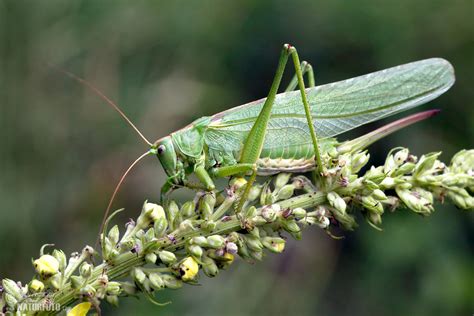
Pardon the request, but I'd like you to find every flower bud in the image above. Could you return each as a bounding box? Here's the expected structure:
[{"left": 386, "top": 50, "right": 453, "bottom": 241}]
[
  {"left": 49, "top": 273, "right": 61, "bottom": 290},
  {"left": 395, "top": 187, "right": 433, "bottom": 214},
  {"left": 248, "top": 184, "right": 263, "bottom": 202},
  {"left": 79, "top": 262, "right": 93, "bottom": 278},
  {"left": 372, "top": 189, "right": 387, "bottom": 201},
  {"left": 331, "top": 207, "right": 357, "bottom": 230},
  {"left": 180, "top": 201, "right": 195, "bottom": 218},
  {"left": 148, "top": 273, "right": 165, "bottom": 290},
  {"left": 380, "top": 177, "right": 397, "bottom": 189},
  {"left": 34, "top": 255, "right": 60, "bottom": 278},
  {"left": 292, "top": 207, "right": 307, "bottom": 220},
  {"left": 107, "top": 225, "right": 120, "bottom": 246},
  {"left": 52, "top": 249, "right": 67, "bottom": 272},
  {"left": 384, "top": 155, "right": 398, "bottom": 174},
  {"left": 162, "top": 275, "right": 183, "bottom": 289},
  {"left": 191, "top": 236, "right": 208, "bottom": 247},
  {"left": 260, "top": 181, "right": 273, "bottom": 205},
  {"left": 245, "top": 205, "right": 258, "bottom": 218},
  {"left": 206, "top": 235, "right": 225, "bottom": 249},
  {"left": 202, "top": 256, "right": 219, "bottom": 278},
  {"left": 131, "top": 268, "right": 146, "bottom": 285},
  {"left": 414, "top": 152, "right": 441, "bottom": 176},
  {"left": 226, "top": 242, "right": 238, "bottom": 254},
  {"left": 166, "top": 199, "right": 180, "bottom": 224},
  {"left": 29, "top": 279, "right": 45, "bottom": 292},
  {"left": 2, "top": 279, "right": 22, "bottom": 301},
  {"left": 201, "top": 220, "right": 217, "bottom": 232},
  {"left": 281, "top": 220, "right": 301, "bottom": 234},
  {"left": 158, "top": 251, "right": 177, "bottom": 264},
  {"left": 70, "top": 275, "right": 83, "bottom": 289},
  {"left": 327, "top": 192, "right": 346, "bottom": 213},
  {"left": 364, "top": 166, "right": 386, "bottom": 183},
  {"left": 145, "top": 253, "right": 158, "bottom": 264},
  {"left": 188, "top": 244, "right": 203, "bottom": 258},
  {"left": 274, "top": 173, "right": 291, "bottom": 190},
  {"left": 276, "top": 184, "right": 295, "bottom": 200},
  {"left": 448, "top": 189, "right": 474, "bottom": 209},
  {"left": 103, "top": 281, "right": 121, "bottom": 296},
  {"left": 144, "top": 228, "right": 156, "bottom": 243},
  {"left": 393, "top": 162, "right": 416, "bottom": 176},
  {"left": 368, "top": 212, "right": 382, "bottom": 227},
  {"left": 119, "top": 240, "right": 134, "bottom": 252},
  {"left": 236, "top": 241, "right": 251, "bottom": 260},
  {"left": 362, "top": 179, "right": 379, "bottom": 191},
  {"left": 261, "top": 205, "right": 278, "bottom": 222},
  {"left": 351, "top": 151, "right": 370, "bottom": 173},
  {"left": 261, "top": 237, "right": 286, "bottom": 253},
  {"left": 199, "top": 192, "right": 216, "bottom": 220},
  {"left": 4, "top": 292, "right": 18, "bottom": 309},
  {"left": 243, "top": 235, "right": 263, "bottom": 252},
  {"left": 361, "top": 196, "right": 384, "bottom": 214},
  {"left": 179, "top": 257, "right": 199, "bottom": 282}
]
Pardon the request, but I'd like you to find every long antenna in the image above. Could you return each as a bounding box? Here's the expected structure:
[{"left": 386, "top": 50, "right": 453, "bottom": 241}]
[
  {"left": 50, "top": 64, "right": 153, "bottom": 147},
  {"left": 96, "top": 150, "right": 152, "bottom": 248}
]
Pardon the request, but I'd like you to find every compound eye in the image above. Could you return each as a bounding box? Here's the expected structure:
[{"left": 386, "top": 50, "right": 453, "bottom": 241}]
[{"left": 157, "top": 145, "right": 166, "bottom": 155}]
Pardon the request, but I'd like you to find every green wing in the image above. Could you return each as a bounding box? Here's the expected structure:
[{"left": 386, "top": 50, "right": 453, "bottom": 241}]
[{"left": 204, "top": 58, "right": 455, "bottom": 158}]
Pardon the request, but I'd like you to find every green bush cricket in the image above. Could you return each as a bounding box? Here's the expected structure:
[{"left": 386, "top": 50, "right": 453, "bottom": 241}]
[{"left": 57, "top": 44, "right": 455, "bottom": 237}]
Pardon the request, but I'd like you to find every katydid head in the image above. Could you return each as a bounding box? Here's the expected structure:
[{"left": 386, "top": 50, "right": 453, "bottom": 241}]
[{"left": 153, "top": 136, "right": 183, "bottom": 185}]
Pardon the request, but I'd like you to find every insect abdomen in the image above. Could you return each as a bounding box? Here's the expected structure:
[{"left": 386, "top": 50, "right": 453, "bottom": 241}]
[{"left": 256, "top": 156, "right": 316, "bottom": 176}]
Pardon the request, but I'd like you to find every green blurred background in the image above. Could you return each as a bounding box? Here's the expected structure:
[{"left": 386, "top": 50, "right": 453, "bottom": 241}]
[{"left": 0, "top": 1, "right": 472, "bottom": 315}]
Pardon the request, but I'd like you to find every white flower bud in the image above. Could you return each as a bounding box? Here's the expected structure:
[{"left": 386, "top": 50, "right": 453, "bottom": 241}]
[
  {"left": 276, "top": 184, "right": 295, "bottom": 200},
  {"left": 351, "top": 151, "right": 370, "bottom": 173},
  {"left": 188, "top": 244, "right": 203, "bottom": 258},
  {"left": 274, "top": 173, "right": 292, "bottom": 190},
  {"left": 292, "top": 207, "right": 307, "bottom": 220},
  {"left": 145, "top": 253, "right": 158, "bottom": 264},
  {"left": 2, "top": 279, "right": 22, "bottom": 301},
  {"left": 191, "top": 236, "right": 208, "bottom": 247},
  {"left": 148, "top": 273, "right": 165, "bottom": 290},
  {"left": 206, "top": 235, "right": 226, "bottom": 249},
  {"left": 372, "top": 189, "right": 388, "bottom": 201},
  {"left": 79, "top": 262, "right": 92, "bottom": 278},
  {"left": 52, "top": 249, "right": 67, "bottom": 272},
  {"left": 131, "top": 268, "right": 146, "bottom": 285},
  {"left": 158, "top": 251, "right": 177, "bottom": 264},
  {"left": 107, "top": 225, "right": 120, "bottom": 246},
  {"left": 362, "top": 196, "right": 384, "bottom": 214},
  {"left": 248, "top": 184, "right": 263, "bottom": 202},
  {"left": 327, "top": 192, "right": 346, "bottom": 213}
]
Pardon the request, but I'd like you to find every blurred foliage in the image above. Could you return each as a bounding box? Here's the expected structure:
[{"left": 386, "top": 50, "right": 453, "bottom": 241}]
[{"left": 0, "top": 0, "right": 472, "bottom": 315}]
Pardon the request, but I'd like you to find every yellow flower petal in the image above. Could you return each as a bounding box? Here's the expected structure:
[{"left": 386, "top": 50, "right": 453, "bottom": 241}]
[
  {"left": 67, "top": 302, "right": 92, "bottom": 316},
  {"left": 180, "top": 257, "right": 199, "bottom": 281}
]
